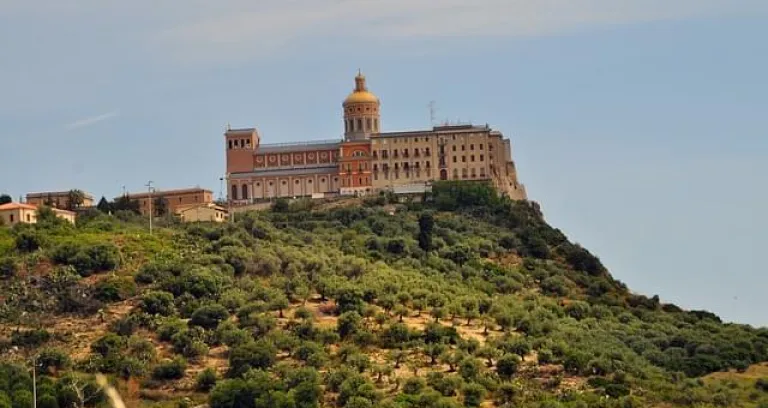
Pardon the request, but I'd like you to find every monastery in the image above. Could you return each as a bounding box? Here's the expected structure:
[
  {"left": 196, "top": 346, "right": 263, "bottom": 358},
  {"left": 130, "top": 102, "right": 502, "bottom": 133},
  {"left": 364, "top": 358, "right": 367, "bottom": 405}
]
[{"left": 225, "top": 72, "right": 526, "bottom": 203}]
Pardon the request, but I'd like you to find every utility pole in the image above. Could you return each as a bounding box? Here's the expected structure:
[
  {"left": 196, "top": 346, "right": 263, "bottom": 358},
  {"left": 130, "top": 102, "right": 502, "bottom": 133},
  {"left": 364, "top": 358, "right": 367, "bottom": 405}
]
[
  {"left": 32, "top": 355, "right": 37, "bottom": 408},
  {"left": 225, "top": 174, "right": 234, "bottom": 223},
  {"left": 145, "top": 181, "right": 153, "bottom": 235}
]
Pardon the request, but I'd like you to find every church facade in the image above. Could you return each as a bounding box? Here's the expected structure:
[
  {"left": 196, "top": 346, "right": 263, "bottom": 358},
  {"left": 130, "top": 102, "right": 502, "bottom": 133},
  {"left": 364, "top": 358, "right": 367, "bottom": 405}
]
[{"left": 224, "top": 72, "right": 526, "bottom": 204}]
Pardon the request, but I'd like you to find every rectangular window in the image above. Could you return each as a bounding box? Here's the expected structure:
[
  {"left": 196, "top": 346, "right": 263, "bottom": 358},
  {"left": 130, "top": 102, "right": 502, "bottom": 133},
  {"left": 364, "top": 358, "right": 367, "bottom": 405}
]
[
  {"left": 462, "top": 145, "right": 465, "bottom": 151},
  {"left": 480, "top": 155, "right": 484, "bottom": 161},
  {"left": 452, "top": 146, "right": 456, "bottom": 152},
  {"left": 479, "top": 144, "right": 484, "bottom": 150},
  {"left": 26, "top": 214, "right": 31, "bottom": 222},
  {"left": 462, "top": 156, "right": 466, "bottom": 163},
  {"left": 9, "top": 214, "right": 14, "bottom": 223},
  {"left": 453, "top": 156, "right": 457, "bottom": 163},
  {"left": 228, "top": 140, "right": 233, "bottom": 149},
  {"left": 471, "top": 155, "right": 475, "bottom": 162},
  {"left": 470, "top": 144, "right": 474, "bottom": 150}
]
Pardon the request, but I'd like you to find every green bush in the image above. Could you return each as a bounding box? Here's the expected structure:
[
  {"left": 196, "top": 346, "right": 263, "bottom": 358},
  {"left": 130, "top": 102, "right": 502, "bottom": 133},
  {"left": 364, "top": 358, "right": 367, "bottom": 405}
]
[
  {"left": 11, "top": 329, "right": 51, "bottom": 348},
  {"left": 51, "top": 242, "right": 119, "bottom": 277},
  {"left": 196, "top": 368, "right": 218, "bottom": 392},
  {"left": 36, "top": 348, "right": 72, "bottom": 374},
  {"left": 14, "top": 230, "right": 44, "bottom": 252},
  {"left": 0, "top": 257, "right": 16, "bottom": 278},
  {"left": 94, "top": 276, "right": 137, "bottom": 302},
  {"left": 152, "top": 358, "right": 187, "bottom": 380},
  {"left": 139, "top": 291, "right": 176, "bottom": 316},
  {"left": 189, "top": 304, "right": 229, "bottom": 329}
]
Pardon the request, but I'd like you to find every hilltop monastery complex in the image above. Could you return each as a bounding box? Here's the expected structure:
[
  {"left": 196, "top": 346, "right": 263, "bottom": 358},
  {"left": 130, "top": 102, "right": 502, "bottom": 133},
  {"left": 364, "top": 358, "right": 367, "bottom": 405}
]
[{"left": 225, "top": 72, "right": 527, "bottom": 204}]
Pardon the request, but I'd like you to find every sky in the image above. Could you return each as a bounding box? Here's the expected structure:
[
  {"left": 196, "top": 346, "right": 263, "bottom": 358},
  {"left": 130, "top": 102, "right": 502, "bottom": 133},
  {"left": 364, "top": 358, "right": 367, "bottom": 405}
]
[{"left": 1, "top": 1, "right": 766, "bottom": 326}]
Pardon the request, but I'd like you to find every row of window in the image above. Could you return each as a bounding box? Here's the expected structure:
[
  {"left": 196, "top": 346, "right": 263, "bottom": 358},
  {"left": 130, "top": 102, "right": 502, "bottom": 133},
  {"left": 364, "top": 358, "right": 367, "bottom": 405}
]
[
  {"left": 373, "top": 161, "right": 431, "bottom": 172},
  {"left": 345, "top": 117, "right": 379, "bottom": 133},
  {"left": 341, "top": 177, "right": 370, "bottom": 187},
  {"left": 227, "top": 138, "right": 252, "bottom": 150},
  {"left": 452, "top": 143, "right": 488, "bottom": 152},
  {"left": 4, "top": 214, "right": 33, "bottom": 223},
  {"left": 374, "top": 148, "right": 431, "bottom": 159},
  {"left": 452, "top": 154, "right": 486, "bottom": 163},
  {"left": 341, "top": 163, "right": 371, "bottom": 173},
  {"left": 231, "top": 177, "right": 340, "bottom": 200},
  {"left": 373, "top": 168, "right": 432, "bottom": 181}
]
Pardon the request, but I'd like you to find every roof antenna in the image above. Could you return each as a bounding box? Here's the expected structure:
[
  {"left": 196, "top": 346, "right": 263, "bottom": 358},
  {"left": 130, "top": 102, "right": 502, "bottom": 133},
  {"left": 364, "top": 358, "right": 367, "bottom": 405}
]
[{"left": 428, "top": 101, "right": 436, "bottom": 126}]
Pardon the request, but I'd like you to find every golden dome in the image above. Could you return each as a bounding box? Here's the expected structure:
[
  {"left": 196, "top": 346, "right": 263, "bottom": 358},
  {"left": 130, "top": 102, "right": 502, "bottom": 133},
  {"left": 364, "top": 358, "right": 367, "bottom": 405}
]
[
  {"left": 343, "top": 71, "right": 379, "bottom": 106},
  {"left": 344, "top": 90, "right": 379, "bottom": 105}
]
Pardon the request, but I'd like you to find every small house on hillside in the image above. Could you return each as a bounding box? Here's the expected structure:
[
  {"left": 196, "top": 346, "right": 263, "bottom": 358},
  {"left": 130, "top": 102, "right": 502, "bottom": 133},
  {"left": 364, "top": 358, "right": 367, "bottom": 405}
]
[
  {"left": 176, "top": 203, "right": 228, "bottom": 223},
  {"left": 0, "top": 203, "right": 76, "bottom": 226}
]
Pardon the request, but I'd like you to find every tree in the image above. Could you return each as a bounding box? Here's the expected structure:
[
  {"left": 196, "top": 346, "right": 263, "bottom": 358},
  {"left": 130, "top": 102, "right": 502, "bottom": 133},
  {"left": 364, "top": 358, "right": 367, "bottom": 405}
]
[
  {"left": 96, "top": 197, "right": 111, "bottom": 213},
  {"left": 0, "top": 194, "right": 11, "bottom": 205},
  {"left": 496, "top": 354, "right": 520, "bottom": 379},
  {"left": 154, "top": 196, "right": 169, "bottom": 217},
  {"left": 66, "top": 189, "right": 86, "bottom": 210},
  {"left": 418, "top": 212, "right": 434, "bottom": 252}
]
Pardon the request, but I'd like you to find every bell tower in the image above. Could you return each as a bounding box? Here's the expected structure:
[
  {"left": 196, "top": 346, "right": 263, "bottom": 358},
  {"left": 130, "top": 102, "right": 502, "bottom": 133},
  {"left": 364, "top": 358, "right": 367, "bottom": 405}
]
[{"left": 342, "top": 70, "right": 380, "bottom": 141}]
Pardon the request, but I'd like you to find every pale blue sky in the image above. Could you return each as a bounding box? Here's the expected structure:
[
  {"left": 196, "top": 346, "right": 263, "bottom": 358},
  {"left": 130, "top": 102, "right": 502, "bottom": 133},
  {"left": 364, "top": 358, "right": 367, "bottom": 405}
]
[{"left": 1, "top": 1, "right": 766, "bottom": 325}]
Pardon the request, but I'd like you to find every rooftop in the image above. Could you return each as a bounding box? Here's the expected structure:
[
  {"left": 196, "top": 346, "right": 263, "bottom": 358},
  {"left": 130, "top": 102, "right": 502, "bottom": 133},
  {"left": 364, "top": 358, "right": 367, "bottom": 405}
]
[
  {"left": 0, "top": 202, "right": 38, "bottom": 211},
  {"left": 124, "top": 187, "right": 212, "bottom": 199},
  {"left": 257, "top": 139, "right": 342, "bottom": 154},
  {"left": 26, "top": 191, "right": 94, "bottom": 199}
]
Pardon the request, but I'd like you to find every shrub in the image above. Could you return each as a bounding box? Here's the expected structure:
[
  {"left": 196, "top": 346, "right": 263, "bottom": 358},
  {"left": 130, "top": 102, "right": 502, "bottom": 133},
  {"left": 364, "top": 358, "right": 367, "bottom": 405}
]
[
  {"left": 189, "top": 304, "right": 229, "bottom": 329},
  {"left": 14, "top": 230, "right": 44, "bottom": 252},
  {"left": 228, "top": 340, "right": 277, "bottom": 378},
  {"left": 496, "top": 355, "right": 520, "bottom": 379},
  {"left": 36, "top": 348, "right": 72, "bottom": 374},
  {"left": 756, "top": 378, "right": 768, "bottom": 392},
  {"left": 139, "top": 291, "right": 176, "bottom": 316},
  {"left": 462, "top": 383, "right": 486, "bottom": 407},
  {"left": 94, "top": 276, "right": 137, "bottom": 302},
  {"left": 152, "top": 358, "right": 187, "bottom": 380},
  {"left": 403, "top": 377, "right": 426, "bottom": 395},
  {"left": 0, "top": 257, "right": 16, "bottom": 278},
  {"left": 196, "top": 368, "right": 218, "bottom": 392},
  {"left": 11, "top": 329, "right": 51, "bottom": 348},
  {"left": 51, "top": 242, "right": 119, "bottom": 277}
]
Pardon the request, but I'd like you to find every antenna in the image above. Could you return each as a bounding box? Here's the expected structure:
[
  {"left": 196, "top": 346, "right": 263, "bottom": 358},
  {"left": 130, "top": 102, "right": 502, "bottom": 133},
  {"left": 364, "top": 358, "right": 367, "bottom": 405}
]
[{"left": 428, "top": 101, "right": 436, "bottom": 126}]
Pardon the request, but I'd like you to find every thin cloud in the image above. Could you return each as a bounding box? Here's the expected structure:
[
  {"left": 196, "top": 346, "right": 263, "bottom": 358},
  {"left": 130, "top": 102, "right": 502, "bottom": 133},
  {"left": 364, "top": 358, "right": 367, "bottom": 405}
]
[
  {"left": 153, "top": 0, "right": 768, "bottom": 63},
  {"left": 65, "top": 110, "right": 120, "bottom": 130}
]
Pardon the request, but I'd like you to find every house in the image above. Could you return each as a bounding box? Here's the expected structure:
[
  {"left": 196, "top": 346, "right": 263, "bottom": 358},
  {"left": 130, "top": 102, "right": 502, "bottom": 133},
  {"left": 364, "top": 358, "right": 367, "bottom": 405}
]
[
  {"left": 0, "top": 203, "right": 76, "bottom": 226},
  {"left": 120, "top": 187, "right": 214, "bottom": 217},
  {"left": 26, "top": 190, "right": 95, "bottom": 209},
  {"left": 175, "top": 203, "right": 228, "bottom": 223}
]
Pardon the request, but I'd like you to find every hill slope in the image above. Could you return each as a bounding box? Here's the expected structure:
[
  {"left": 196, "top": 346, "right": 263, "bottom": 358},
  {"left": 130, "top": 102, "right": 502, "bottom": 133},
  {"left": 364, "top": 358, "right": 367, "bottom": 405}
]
[{"left": 1, "top": 182, "right": 767, "bottom": 408}]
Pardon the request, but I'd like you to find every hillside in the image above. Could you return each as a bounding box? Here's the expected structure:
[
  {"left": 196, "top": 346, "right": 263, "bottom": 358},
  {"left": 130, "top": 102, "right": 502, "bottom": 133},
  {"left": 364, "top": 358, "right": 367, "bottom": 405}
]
[{"left": 1, "top": 181, "right": 768, "bottom": 408}]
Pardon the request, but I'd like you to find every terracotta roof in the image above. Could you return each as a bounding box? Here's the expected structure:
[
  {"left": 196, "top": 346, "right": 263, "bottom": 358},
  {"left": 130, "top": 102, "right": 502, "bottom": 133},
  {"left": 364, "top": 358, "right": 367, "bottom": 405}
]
[{"left": 0, "top": 203, "right": 38, "bottom": 211}]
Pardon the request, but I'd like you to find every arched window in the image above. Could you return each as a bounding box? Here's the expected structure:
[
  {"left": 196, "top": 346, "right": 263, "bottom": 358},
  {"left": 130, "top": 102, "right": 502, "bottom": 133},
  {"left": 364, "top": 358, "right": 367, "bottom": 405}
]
[
  {"left": 374, "top": 119, "right": 379, "bottom": 132},
  {"left": 366, "top": 118, "right": 372, "bottom": 131},
  {"left": 344, "top": 120, "right": 349, "bottom": 133},
  {"left": 231, "top": 185, "right": 238, "bottom": 200},
  {"left": 356, "top": 119, "right": 362, "bottom": 131},
  {"left": 241, "top": 184, "right": 248, "bottom": 199}
]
